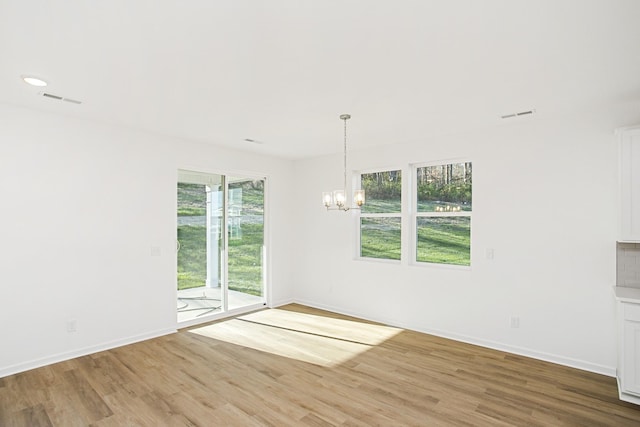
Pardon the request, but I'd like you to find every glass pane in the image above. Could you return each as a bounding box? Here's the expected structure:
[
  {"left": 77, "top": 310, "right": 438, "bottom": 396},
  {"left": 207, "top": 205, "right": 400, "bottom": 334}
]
[
  {"left": 177, "top": 177, "right": 224, "bottom": 323},
  {"left": 416, "top": 162, "right": 472, "bottom": 212},
  {"left": 177, "top": 183, "right": 208, "bottom": 290},
  {"left": 228, "top": 178, "right": 264, "bottom": 308},
  {"left": 361, "top": 170, "right": 402, "bottom": 213},
  {"left": 416, "top": 217, "right": 470, "bottom": 266},
  {"left": 360, "top": 217, "right": 401, "bottom": 260}
]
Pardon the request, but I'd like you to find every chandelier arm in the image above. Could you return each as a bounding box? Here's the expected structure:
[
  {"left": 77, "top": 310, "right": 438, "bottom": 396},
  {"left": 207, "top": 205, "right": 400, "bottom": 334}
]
[{"left": 325, "top": 206, "right": 360, "bottom": 212}]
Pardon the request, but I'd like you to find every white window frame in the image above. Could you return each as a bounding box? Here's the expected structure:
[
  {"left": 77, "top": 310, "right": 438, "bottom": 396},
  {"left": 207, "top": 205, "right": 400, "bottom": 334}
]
[
  {"left": 410, "top": 159, "right": 472, "bottom": 268},
  {"left": 355, "top": 167, "right": 405, "bottom": 263}
]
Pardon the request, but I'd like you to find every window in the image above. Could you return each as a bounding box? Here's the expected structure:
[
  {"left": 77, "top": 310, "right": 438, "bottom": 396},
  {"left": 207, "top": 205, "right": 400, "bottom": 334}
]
[
  {"left": 414, "top": 162, "right": 472, "bottom": 266},
  {"left": 359, "top": 170, "right": 402, "bottom": 260},
  {"left": 356, "top": 162, "right": 472, "bottom": 266}
]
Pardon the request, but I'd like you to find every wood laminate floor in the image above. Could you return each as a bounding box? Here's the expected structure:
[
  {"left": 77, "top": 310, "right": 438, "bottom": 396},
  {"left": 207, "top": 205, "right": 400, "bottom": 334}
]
[{"left": 1, "top": 304, "right": 640, "bottom": 426}]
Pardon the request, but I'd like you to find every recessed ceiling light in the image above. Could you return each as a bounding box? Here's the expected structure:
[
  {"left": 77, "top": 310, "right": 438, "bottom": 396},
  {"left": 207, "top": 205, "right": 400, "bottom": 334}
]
[{"left": 21, "top": 75, "right": 48, "bottom": 87}]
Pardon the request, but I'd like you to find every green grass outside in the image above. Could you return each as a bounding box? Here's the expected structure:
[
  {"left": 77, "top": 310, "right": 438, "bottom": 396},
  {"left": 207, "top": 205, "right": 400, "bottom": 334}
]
[
  {"left": 177, "top": 183, "right": 208, "bottom": 216},
  {"left": 416, "top": 217, "right": 470, "bottom": 265},
  {"left": 177, "top": 223, "right": 264, "bottom": 295},
  {"left": 177, "top": 181, "right": 264, "bottom": 295},
  {"left": 177, "top": 206, "right": 206, "bottom": 216},
  {"left": 361, "top": 199, "right": 402, "bottom": 214},
  {"left": 228, "top": 222, "right": 263, "bottom": 295},
  {"left": 360, "top": 218, "right": 401, "bottom": 260},
  {"left": 228, "top": 181, "right": 264, "bottom": 296},
  {"left": 177, "top": 225, "right": 209, "bottom": 290},
  {"left": 360, "top": 216, "right": 470, "bottom": 265}
]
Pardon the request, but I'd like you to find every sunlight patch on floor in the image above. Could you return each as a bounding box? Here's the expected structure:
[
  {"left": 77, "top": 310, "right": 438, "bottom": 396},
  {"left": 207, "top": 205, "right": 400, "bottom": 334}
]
[
  {"left": 189, "top": 308, "right": 402, "bottom": 367},
  {"left": 237, "top": 309, "right": 400, "bottom": 345}
]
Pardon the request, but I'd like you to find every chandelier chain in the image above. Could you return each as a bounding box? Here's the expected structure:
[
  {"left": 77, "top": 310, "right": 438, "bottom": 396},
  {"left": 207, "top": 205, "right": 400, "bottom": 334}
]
[{"left": 343, "top": 116, "right": 347, "bottom": 193}]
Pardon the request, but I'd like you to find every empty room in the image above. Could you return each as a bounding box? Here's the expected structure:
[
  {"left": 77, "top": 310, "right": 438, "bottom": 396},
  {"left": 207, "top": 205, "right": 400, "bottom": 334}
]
[{"left": 2, "top": 0, "right": 640, "bottom": 425}]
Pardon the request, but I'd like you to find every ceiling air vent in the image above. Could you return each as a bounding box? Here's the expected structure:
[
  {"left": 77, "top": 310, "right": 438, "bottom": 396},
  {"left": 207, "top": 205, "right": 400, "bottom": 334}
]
[
  {"left": 39, "top": 92, "right": 82, "bottom": 105},
  {"left": 501, "top": 109, "right": 535, "bottom": 119}
]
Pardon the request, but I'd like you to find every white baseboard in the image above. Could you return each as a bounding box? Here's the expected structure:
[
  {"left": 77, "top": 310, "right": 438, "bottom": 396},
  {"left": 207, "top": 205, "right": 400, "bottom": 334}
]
[
  {"left": 270, "top": 297, "right": 296, "bottom": 308},
  {"left": 291, "top": 298, "right": 616, "bottom": 378},
  {"left": 0, "top": 327, "right": 176, "bottom": 379},
  {"left": 416, "top": 327, "right": 616, "bottom": 377}
]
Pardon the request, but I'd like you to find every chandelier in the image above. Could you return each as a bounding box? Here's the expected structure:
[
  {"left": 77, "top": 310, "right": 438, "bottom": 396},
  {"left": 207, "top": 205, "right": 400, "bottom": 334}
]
[{"left": 322, "top": 114, "right": 365, "bottom": 211}]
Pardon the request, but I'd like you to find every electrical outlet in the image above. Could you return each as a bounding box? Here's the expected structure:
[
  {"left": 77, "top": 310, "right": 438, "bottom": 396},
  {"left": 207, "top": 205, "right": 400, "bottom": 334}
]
[
  {"left": 510, "top": 316, "right": 520, "bottom": 329},
  {"left": 66, "top": 319, "right": 77, "bottom": 333},
  {"left": 486, "top": 248, "right": 494, "bottom": 260}
]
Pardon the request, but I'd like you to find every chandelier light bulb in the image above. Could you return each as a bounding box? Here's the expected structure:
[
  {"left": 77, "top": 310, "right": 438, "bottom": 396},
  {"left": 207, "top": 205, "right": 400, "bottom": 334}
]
[
  {"left": 333, "top": 190, "right": 345, "bottom": 207},
  {"left": 322, "top": 192, "right": 333, "bottom": 208}
]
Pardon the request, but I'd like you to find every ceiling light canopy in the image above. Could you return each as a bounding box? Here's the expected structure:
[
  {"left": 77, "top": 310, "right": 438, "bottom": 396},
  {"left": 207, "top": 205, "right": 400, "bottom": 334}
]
[{"left": 21, "top": 75, "right": 48, "bottom": 87}]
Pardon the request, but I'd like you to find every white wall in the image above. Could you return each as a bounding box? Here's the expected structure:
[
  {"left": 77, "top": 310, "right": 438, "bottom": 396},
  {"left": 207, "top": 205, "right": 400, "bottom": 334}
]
[
  {"left": 0, "top": 103, "right": 296, "bottom": 377},
  {"left": 2, "top": 99, "right": 637, "bottom": 378},
  {"left": 293, "top": 110, "right": 633, "bottom": 375}
]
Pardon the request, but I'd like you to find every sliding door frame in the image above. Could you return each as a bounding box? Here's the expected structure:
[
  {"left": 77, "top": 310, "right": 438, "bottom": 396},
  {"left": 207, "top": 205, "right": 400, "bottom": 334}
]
[{"left": 177, "top": 167, "right": 268, "bottom": 328}]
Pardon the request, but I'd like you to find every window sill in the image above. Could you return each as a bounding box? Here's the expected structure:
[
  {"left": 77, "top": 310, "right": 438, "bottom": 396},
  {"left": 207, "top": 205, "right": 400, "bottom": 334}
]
[
  {"left": 410, "top": 261, "right": 471, "bottom": 271},
  {"left": 355, "top": 256, "right": 402, "bottom": 265}
]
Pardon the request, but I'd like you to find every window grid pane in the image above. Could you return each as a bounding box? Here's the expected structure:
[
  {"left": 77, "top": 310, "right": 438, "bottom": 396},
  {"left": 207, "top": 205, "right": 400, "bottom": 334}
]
[
  {"left": 361, "top": 170, "right": 402, "bottom": 214},
  {"left": 360, "top": 217, "right": 401, "bottom": 260},
  {"left": 416, "top": 162, "right": 472, "bottom": 212},
  {"left": 416, "top": 217, "right": 470, "bottom": 266}
]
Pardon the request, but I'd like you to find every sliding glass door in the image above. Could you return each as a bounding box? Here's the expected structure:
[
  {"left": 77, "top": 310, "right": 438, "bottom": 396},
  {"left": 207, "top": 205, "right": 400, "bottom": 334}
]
[{"left": 177, "top": 171, "right": 265, "bottom": 324}]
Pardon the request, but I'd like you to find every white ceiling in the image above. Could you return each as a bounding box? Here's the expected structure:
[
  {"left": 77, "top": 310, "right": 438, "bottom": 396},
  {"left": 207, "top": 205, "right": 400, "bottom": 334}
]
[{"left": 1, "top": 0, "right": 640, "bottom": 159}]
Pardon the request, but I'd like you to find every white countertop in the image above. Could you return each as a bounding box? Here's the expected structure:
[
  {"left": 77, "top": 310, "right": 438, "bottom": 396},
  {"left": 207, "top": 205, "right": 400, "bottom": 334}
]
[{"left": 614, "top": 286, "right": 640, "bottom": 303}]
